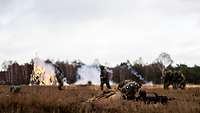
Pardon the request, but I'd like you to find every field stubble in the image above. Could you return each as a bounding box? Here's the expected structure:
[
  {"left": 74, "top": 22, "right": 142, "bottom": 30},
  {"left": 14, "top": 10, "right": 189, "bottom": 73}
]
[{"left": 0, "top": 85, "right": 200, "bottom": 113}]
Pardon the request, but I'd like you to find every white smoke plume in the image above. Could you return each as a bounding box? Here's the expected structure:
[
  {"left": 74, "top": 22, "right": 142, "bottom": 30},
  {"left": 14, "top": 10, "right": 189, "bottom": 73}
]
[
  {"left": 130, "top": 69, "right": 144, "bottom": 82},
  {"left": 143, "top": 81, "right": 154, "bottom": 86},
  {"left": 75, "top": 64, "right": 113, "bottom": 85},
  {"left": 30, "top": 57, "right": 58, "bottom": 85},
  {"left": 75, "top": 64, "right": 101, "bottom": 85}
]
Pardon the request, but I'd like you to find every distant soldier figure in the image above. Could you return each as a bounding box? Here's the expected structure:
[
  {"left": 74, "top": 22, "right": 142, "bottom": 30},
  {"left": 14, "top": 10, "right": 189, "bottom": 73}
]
[
  {"left": 162, "top": 69, "right": 173, "bottom": 89},
  {"left": 54, "top": 64, "right": 67, "bottom": 90},
  {"left": 100, "top": 65, "right": 111, "bottom": 90},
  {"left": 45, "top": 60, "right": 67, "bottom": 90},
  {"left": 162, "top": 69, "right": 186, "bottom": 90},
  {"left": 172, "top": 71, "right": 186, "bottom": 89}
]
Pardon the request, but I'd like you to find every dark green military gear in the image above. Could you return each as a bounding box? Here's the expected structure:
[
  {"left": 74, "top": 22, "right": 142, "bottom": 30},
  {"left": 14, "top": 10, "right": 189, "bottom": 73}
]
[
  {"left": 162, "top": 70, "right": 172, "bottom": 89},
  {"left": 100, "top": 65, "right": 111, "bottom": 90},
  {"left": 176, "top": 71, "right": 186, "bottom": 89},
  {"left": 162, "top": 69, "right": 186, "bottom": 90}
]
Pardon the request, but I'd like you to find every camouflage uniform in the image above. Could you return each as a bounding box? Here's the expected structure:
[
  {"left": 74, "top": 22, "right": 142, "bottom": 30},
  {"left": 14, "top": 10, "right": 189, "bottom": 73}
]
[
  {"left": 174, "top": 71, "right": 186, "bottom": 89},
  {"left": 162, "top": 70, "right": 173, "bottom": 89},
  {"left": 118, "top": 80, "right": 141, "bottom": 100},
  {"left": 100, "top": 65, "right": 111, "bottom": 90},
  {"left": 162, "top": 69, "right": 186, "bottom": 90}
]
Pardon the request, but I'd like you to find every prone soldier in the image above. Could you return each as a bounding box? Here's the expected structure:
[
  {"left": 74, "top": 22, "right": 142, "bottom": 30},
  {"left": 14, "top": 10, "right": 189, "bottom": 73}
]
[{"left": 118, "top": 80, "right": 142, "bottom": 100}]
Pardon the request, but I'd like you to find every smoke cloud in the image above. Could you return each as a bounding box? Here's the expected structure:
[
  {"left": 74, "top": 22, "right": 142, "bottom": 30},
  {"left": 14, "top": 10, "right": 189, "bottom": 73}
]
[
  {"left": 75, "top": 64, "right": 101, "bottom": 85},
  {"left": 130, "top": 69, "right": 144, "bottom": 82},
  {"left": 75, "top": 63, "right": 114, "bottom": 85},
  {"left": 30, "top": 57, "right": 58, "bottom": 85}
]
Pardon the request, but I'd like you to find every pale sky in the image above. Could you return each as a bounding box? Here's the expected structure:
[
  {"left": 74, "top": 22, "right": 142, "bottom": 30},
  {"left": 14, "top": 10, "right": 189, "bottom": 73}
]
[{"left": 0, "top": 0, "right": 200, "bottom": 67}]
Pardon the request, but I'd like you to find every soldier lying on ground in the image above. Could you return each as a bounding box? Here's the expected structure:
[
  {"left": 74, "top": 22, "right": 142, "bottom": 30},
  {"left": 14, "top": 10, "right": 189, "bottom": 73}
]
[
  {"left": 87, "top": 80, "right": 141, "bottom": 102},
  {"left": 118, "top": 80, "right": 142, "bottom": 100},
  {"left": 87, "top": 80, "right": 175, "bottom": 104}
]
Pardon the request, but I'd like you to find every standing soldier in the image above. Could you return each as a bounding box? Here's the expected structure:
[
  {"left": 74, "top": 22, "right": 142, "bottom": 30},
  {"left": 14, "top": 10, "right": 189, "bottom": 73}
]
[
  {"left": 54, "top": 64, "right": 67, "bottom": 90},
  {"left": 45, "top": 60, "right": 67, "bottom": 90},
  {"left": 100, "top": 65, "right": 111, "bottom": 90},
  {"left": 171, "top": 70, "right": 186, "bottom": 89},
  {"left": 172, "top": 71, "right": 179, "bottom": 89},
  {"left": 162, "top": 69, "right": 186, "bottom": 90},
  {"left": 177, "top": 71, "right": 186, "bottom": 89},
  {"left": 162, "top": 69, "right": 173, "bottom": 89}
]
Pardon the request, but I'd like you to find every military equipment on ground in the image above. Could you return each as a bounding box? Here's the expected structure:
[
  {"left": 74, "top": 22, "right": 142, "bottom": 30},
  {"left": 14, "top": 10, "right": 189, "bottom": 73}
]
[
  {"left": 10, "top": 85, "right": 21, "bottom": 93},
  {"left": 136, "top": 90, "right": 175, "bottom": 104},
  {"left": 87, "top": 81, "right": 92, "bottom": 86}
]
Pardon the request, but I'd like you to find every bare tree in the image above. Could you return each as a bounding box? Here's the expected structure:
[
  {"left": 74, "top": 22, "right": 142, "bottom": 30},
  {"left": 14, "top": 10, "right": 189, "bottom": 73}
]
[
  {"left": 155, "top": 52, "right": 173, "bottom": 76},
  {"left": 1, "top": 60, "right": 13, "bottom": 71}
]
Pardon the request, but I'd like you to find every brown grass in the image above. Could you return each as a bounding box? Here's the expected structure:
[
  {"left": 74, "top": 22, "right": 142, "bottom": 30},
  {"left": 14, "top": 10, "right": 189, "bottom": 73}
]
[{"left": 0, "top": 85, "right": 200, "bottom": 113}]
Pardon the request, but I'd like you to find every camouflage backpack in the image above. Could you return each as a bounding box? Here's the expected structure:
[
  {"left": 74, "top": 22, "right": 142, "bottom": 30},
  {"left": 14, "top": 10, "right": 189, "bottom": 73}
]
[{"left": 118, "top": 80, "right": 141, "bottom": 100}]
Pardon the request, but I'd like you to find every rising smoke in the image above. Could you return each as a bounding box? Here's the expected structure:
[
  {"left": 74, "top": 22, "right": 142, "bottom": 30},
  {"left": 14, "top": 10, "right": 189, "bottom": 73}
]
[
  {"left": 75, "top": 64, "right": 101, "bottom": 85},
  {"left": 30, "top": 57, "right": 59, "bottom": 85},
  {"left": 75, "top": 60, "right": 113, "bottom": 85}
]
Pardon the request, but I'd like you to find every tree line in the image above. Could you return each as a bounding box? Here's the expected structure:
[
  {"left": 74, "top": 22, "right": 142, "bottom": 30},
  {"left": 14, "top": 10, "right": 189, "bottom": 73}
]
[{"left": 0, "top": 59, "right": 200, "bottom": 85}]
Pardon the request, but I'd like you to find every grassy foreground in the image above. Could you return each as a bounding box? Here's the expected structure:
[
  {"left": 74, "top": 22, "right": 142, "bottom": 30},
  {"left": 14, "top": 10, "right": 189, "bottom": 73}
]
[{"left": 0, "top": 85, "right": 200, "bottom": 113}]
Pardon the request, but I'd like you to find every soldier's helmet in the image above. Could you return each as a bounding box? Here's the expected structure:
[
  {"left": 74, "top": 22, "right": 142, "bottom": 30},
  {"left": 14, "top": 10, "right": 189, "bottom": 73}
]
[
  {"left": 119, "top": 80, "right": 141, "bottom": 99},
  {"left": 45, "top": 59, "right": 53, "bottom": 64},
  {"left": 100, "top": 65, "right": 105, "bottom": 70}
]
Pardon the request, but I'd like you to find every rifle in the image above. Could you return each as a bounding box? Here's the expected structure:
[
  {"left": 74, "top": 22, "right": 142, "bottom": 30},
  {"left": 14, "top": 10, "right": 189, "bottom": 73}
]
[{"left": 136, "top": 90, "right": 175, "bottom": 104}]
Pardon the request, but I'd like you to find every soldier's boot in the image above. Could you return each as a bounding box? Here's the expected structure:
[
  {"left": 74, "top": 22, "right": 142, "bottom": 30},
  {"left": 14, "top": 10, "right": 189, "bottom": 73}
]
[
  {"left": 106, "top": 82, "right": 111, "bottom": 89},
  {"left": 172, "top": 83, "right": 178, "bottom": 89},
  {"left": 100, "top": 83, "right": 104, "bottom": 90},
  {"left": 179, "top": 82, "right": 186, "bottom": 89},
  {"left": 58, "top": 83, "right": 64, "bottom": 90},
  {"left": 164, "top": 82, "right": 170, "bottom": 89}
]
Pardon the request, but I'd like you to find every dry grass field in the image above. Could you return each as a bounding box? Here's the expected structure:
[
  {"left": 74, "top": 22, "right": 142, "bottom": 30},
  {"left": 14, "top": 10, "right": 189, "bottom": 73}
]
[{"left": 0, "top": 85, "right": 200, "bottom": 113}]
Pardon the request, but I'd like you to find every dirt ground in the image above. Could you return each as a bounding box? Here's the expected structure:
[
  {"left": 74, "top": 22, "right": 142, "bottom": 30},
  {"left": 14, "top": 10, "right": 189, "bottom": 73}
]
[{"left": 0, "top": 85, "right": 200, "bottom": 113}]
